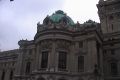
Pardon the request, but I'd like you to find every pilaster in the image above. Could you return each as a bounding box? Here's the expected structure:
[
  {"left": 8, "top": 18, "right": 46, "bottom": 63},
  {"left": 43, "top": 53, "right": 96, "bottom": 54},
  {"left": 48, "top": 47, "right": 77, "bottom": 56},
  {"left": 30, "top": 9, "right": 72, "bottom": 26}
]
[
  {"left": 35, "top": 44, "right": 40, "bottom": 71},
  {"left": 87, "top": 39, "right": 98, "bottom": 72},
  {"left": 14, "top": 49, "right": 24, "bottom": 76},
  {"left": 68, "top": 42, "right": 76, "bottom": 73},
  {"left": 32, "top": 48, "right": 36, "bottom": 71},
  {"left": 4, "top": 69, "right": 10, "bottom": 80},
  {"left": 49, "top": 41, "right": 56, "bottom": 71},
  {"left": 0, "top": 70, "right": 2, "bottom": 80}
]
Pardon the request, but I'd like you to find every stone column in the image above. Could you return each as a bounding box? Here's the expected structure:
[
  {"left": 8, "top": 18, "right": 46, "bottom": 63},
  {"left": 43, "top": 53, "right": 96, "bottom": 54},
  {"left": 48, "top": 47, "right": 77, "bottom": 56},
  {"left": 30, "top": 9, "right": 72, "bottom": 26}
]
[
  {"left": 99, "top": 47, "right": 104, "bottom": 80},
  {"left": 32, "top": 48, "right": 36, "bottom": 71},
  {"left": 0, "top": 70, "right": 2, "bottom": 80},
  {"left": 14, "top": 49, "right": 24, "bottom": 76},
  {"left": 38, "top": 50, "right": 42, "bottom": 70},
  {"left": 55, "top": 41, "right": 59, "bottom": 71},
  {"left": 49, "top": 41, "right": 56, "bottom": 71},
  {"left": 87, "top": 39, "right": 98, "bottom": 72},
  {"left": 68, "top": 42, "right": 76, "bottom": 72},
  {"left": 34, "top": 44, "right": 40, "bottom": 71},
  {"left": 5, "top": 69, "right": 10, "bottom": 80},
  {"left": 92, "top": 40, "right": 98, "bottom": 68}
]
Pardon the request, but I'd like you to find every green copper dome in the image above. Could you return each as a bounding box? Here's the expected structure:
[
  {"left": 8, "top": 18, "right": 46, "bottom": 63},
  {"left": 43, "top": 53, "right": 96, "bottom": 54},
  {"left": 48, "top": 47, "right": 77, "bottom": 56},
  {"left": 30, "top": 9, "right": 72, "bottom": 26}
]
[{"left": 49, "top": 10, "right": 74, "bottom": 26}]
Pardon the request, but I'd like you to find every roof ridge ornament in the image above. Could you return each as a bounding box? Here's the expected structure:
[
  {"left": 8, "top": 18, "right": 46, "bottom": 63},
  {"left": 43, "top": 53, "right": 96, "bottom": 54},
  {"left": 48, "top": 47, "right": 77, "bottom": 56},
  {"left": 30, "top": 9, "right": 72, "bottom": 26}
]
[{"left": 55, "top": 10, "right": 65, "bottom": 15}]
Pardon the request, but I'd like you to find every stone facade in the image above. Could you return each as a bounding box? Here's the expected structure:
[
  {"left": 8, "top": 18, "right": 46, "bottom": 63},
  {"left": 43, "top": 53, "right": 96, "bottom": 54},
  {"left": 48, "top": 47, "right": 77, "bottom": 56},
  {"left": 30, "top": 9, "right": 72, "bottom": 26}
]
[
  {"left": 0, "top": 0, "right": 120, "bottom": 80},
  {"left": 0, "top": 49, "right": 19, "bottom": 80}
]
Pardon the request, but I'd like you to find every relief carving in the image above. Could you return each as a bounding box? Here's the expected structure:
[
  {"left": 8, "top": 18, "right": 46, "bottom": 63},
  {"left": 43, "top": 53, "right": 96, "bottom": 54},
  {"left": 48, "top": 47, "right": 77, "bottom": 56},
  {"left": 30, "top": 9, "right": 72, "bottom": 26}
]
[
  {"left": 40, "top": 40, "right": 52, "bottom": 50},
  {"left": 56, "top": 40, "right": 70, "bottom": 51}
]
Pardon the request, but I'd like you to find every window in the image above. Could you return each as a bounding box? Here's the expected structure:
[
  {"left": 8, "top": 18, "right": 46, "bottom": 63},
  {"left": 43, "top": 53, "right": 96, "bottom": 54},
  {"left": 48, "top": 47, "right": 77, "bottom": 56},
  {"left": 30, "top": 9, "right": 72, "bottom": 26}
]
[
  {"left": 41, "top": 51, "right": 48, "bottom": 68},
  {"left": 58, "top": 52, "right": 67, "bottom": 70},
  {"left": 79, "top": 41, "right": 83, "bottom": 48},
  {"left": 10, "top": 71, "right": 13, "bottom": 80},
  {"left": 78, "top": 56, "right": 84, "bottom": 72},
  {"left": 25, "top": 62, "right": 31, "bottom": 74},
  {"left": 111, "top": 62, "right": 118, "bottom": 75},
  {"left": 1, "top": 71, "right": 5, "bottom": 80}
]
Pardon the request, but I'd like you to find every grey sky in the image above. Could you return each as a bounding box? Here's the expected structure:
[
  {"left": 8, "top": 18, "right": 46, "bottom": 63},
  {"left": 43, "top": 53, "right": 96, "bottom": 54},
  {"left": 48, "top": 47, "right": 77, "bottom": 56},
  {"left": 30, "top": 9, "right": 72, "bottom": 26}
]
[{"left": 0, "top": 0, "right": 99, "bottom": 51}]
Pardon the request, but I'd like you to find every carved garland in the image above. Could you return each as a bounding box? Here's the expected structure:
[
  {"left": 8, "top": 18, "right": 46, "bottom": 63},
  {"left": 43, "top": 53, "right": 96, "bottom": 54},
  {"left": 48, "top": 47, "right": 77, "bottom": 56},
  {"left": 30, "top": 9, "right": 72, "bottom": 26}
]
[{"left": 56, "top": 40, "right": 71, "bottom": 51}]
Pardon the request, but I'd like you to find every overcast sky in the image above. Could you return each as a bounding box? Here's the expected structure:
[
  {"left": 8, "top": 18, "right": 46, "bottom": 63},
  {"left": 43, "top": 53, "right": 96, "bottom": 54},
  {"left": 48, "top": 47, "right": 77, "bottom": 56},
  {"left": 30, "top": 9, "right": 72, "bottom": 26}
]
[{"left": 0, "top": 0, "right": 99, "bottom": 51}]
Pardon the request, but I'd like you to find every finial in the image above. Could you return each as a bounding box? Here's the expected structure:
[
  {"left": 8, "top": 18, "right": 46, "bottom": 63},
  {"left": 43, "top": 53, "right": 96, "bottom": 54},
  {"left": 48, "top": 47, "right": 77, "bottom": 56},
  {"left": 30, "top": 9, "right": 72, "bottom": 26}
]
[
  {"left": 37, "top": 21, "right": 40, "bottom": 25},
  {"left": 76, "top": 21, "right": 80, "bottom": 26}
]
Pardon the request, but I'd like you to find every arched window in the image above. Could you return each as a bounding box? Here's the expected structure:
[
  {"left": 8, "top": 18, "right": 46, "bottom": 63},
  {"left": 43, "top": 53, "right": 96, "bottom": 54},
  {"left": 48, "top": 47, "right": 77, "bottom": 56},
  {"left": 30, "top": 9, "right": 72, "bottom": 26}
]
[
  {"left": 1, "top": 71, "right": 5, "bottom": 80},
  {"left": 25, "top": 62, "right": 31, "bottom": 74},
  {"left": 58, "top": 51, "right": 67, "bottom": 71},
  {"left": 9, "top": 71, "right": 13, "bottom": 80}
]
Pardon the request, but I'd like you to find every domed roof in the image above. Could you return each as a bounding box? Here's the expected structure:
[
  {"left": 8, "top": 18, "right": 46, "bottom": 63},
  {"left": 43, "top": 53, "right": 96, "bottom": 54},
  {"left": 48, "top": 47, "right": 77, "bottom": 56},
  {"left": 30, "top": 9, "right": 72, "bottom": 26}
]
[{"left": 49, "top": 10, "right": 75, "bottom": 26}]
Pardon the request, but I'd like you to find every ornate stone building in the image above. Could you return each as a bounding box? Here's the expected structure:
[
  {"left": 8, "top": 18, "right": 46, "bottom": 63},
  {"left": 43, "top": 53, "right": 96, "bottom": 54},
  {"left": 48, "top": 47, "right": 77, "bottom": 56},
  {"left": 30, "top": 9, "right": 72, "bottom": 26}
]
[{"left": 0, "top": 0, "right": 120, "bottom": 80}]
